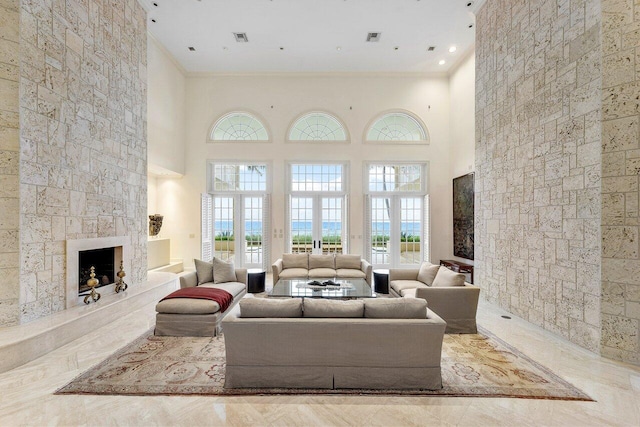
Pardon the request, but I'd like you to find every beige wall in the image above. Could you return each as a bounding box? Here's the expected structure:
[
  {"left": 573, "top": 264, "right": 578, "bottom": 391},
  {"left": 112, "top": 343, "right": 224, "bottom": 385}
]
[
  {"left": 147, "top": 35, "right": 186, "bottom": 175},
  {"left": 12, "top": 0, "right": 148, "bottom": 325},
  {"left": 158, "top": 74, "right": 454, "bottom": 269},
  {"left": 449, "top": 51, "right": 476, "bottom": 265},
  {"left": 475, "top": 0, "right": 602, "bottom": 352},
  {"left": 600, "top": 0, "right": 640, "bottom": 365},
  {"left": 0, "top": 0, "right": 20, "bottom": 325}
]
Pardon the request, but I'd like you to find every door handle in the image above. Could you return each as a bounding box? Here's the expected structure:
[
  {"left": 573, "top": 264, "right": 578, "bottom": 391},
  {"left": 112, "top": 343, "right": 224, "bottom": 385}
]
[{"left": 313, "top": 240, "right": 316, "bottom": 249}]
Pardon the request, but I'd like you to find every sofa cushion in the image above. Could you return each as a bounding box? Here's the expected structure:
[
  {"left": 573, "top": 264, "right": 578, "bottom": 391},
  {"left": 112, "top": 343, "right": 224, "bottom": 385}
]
[
  {"left": 390, "top": 280, "right": 428, "bottom": 294},
  {"left": 309, "top": 268, "right": 337, "bottom": 278},
  {"left": 336, "top": 268, "right": 366, "bottom": 279},
  {"left": 417, "top": 262, "right": 440, "bottom": 285},
  {"left": 432, "top": 267, "right": 466, "bottom": 287},
  {"left": 363, "top": 298, "right": 428, "bottom": 319},
  {"left": 194, "top": 258, "right": 214, "bottom": 285},
  {"left": 309, "top": 254, "right": 335, "bottom": 269},
  {"left": 279, "top": 268, "right": 309, "bottom": 279},
  {"left": 303, "top": 299, "right": 364, "bottom": 318},
  {"left": 282, "top": 253, "right": 308, "bottom": 269},
  {"left": 239, "top": 298, "right": 303, "bottom": 318},
  {"left": 401, "top": 288, "right": 417, "bottom": 298},
  {"left": 200, "top": 281, "right": 245, "bottom": 298},
  {"left": 335, "top": 254, "right": 361, "bottom": 269},
  {"left": 213, "top": 257, "right": 236, "bottom": 284},
  {"left": 156, "top": 298, "right": 221, "bottom": 315}
]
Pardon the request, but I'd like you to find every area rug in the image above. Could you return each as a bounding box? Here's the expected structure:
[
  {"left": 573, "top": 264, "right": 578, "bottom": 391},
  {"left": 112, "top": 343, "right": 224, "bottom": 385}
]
[{"left": 56, "top": 327, "right": 592, "bottom": 400}]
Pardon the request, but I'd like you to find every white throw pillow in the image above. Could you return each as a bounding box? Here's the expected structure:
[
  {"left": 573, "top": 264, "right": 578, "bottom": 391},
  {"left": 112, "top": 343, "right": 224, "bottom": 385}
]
[
  {"left": 194, "top": 258, "right": 214, "bottom": 285},
  {"left": 417, "top": 262, "right": 440, "bottom": 285},
  {"left": 213, "top": 257, "right": 236, "bottom": 284},
  {"left": 431, "top": 266, "right": 466, "bottom": 287}
]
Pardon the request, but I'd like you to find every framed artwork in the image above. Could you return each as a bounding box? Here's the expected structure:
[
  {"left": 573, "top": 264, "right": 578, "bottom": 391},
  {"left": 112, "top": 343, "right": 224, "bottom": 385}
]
[{"left": 453, "top": 172, "right": 474, "bottom": 260}]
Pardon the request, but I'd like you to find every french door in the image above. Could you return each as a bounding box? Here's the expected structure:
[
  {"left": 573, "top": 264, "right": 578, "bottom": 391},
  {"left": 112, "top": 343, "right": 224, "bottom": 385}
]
[
  {"left": 289, "top": 195, "right": 345, "bottom": 254},
  {"left": 368, "top": 195, "right": 424, "bottom": 268}
]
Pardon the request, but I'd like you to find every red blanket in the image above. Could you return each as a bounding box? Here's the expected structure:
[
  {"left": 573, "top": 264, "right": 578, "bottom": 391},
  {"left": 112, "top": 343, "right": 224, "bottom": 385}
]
[{"left": 161, "top": 287, "right": 234, "bottom": 313}]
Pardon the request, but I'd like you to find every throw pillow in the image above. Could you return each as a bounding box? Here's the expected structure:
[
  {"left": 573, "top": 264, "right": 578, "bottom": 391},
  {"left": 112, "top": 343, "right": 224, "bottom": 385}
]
[
  {"left": 213, "top": 257, "right": 236, "bottom": 284},
  {"left": 308, "top": 254, "right": 335, "bottom": 269},
  {"left": 431, "top": 266, "right": 466, "bottom": 287},
  {"left": 303, "top": 299, "right": 364, "bottom": 318},
  {"left": 417, "top": 262, "right": 440, "bottom": 285},
  {"left": 363, "top": 298, "right": 427, "bottom": 319},
  {"left": 194, "top": 258, "right": 214, "bottom": 285},
  {"left": 282, "top": 253, "right": 309, "bottom": 269},
  {"left": 239, "top": 298, "right": 303, "bottom": 318},
  {"left": 335, "top": 254, "right": 362, "bottom": 270}
]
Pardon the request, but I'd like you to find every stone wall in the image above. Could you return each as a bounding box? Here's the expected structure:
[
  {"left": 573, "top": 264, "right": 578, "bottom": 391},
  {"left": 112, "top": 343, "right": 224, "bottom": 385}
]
[
  {"left": 0, "top": 0, "right": 20, "bottom": 326},
  {"left": 475, "top": 0, "right": 603, "bottom": 352},
  {"left": 600, "top": 0, "right": 640, "bottom": 364},
  {"left": 13, "top": 0, "right": 147, "bottom": 324}
]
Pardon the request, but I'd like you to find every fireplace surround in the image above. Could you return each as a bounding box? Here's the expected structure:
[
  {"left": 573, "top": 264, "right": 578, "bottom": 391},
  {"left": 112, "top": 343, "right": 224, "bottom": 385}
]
[{"left": 66, "top": 237, "right": 131, "bottom": 308}]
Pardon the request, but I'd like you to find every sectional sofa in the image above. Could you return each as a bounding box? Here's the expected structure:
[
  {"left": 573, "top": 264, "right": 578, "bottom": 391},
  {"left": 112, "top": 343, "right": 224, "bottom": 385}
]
[
  {"left": 222, "top": 297, "right": 447, "bottom": 390},
  {"left": 272, "top": 253, "right": 372, "bottom": 285},
  {"left": 389, "top": 262, "right": 480, "bottom": 334}
]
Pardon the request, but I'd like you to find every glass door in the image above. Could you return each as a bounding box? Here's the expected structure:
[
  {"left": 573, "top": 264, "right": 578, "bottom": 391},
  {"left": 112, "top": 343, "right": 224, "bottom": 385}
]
[{"left": 290, "top": 196, "right": 345, "bottom": 254}]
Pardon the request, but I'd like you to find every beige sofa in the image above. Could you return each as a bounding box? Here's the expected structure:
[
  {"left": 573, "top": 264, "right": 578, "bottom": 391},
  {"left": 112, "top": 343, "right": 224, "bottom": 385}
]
[
  {"left": 154, "top": 265, "right": 247, "bottom": 337},
  {"left": 272, "top": 253, "right": 372, "bottom": 285},
  {"left": 389, "top": 263, "right": 480, "bottom": 334},
  {"left": 222, "top": 297, "right": 446, "bottom": 390}
]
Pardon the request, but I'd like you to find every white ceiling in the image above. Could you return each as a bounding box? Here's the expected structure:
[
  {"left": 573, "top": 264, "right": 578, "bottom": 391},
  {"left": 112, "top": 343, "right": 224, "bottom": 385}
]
[{"left": 142, "top": 0, "right": 480, "bottom": 74}]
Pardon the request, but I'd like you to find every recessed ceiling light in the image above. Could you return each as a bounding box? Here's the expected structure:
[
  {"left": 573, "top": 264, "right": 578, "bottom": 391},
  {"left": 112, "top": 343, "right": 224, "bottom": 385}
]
[
  {"left": 336, "top": 46, "right": 342, "bottom": 51},
  {"left": 438, "top": 59, "right": 445, "bottom": 65},
  {"left": 153, "top": 2, "right": 158, "bottom": 6},
  {"left": 466, "top": 1, "right": 474, "bottom": 6},
  {"left": 280, "top": 47, "right": 284, "bottom": 50},
  {"left": 394, "top": 46, "right": 399, "bottom": 50},
  {"left": 427, "top": 46, "right": 436, "bottom": 51},
  {"left": 468, "top": 23, "right": 474, "bottom": 28},
  {"left": 151, "top": 19, "right": 156, "bottom": 23},
  {"left": 222, "top": 46, "right": 228, "bottom": 51},
  {"left": 188, "top": 46, "right": 195, "bottom": 51},
  {"left": 449, "top": 46, "right": 457, "bottom": 53}
]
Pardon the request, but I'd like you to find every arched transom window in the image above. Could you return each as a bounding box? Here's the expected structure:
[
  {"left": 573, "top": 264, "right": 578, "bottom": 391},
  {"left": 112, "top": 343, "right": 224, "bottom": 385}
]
[
  {"left": 210, "top": 112, "right": 269, "bottom": 141},
  {"left": 366, "top": 111, "right": 428, "bottom": 142},
  {"left": 288, "top": 111, "right": 348, "bottom": 142}
]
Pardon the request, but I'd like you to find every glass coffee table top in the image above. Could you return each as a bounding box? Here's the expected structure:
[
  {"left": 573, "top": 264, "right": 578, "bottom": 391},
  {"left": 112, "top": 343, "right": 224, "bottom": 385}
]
[{"left": 270, "top": 278, "right": 376, "bottom": 299}]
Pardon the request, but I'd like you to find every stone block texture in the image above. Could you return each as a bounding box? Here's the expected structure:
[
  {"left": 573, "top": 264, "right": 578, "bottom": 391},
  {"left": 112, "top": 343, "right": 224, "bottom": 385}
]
[
  {"left": 476, "top": 0, "right": 603, "bottom": 353},
  {"left": 601, "top": 0, "right": 640, "bottom": 364},
  {"left": 2, "top": 0, "right": 147, "bottom": 325},
  {"left": 0, "top": 0, "right": 20, "bottom": 326}
]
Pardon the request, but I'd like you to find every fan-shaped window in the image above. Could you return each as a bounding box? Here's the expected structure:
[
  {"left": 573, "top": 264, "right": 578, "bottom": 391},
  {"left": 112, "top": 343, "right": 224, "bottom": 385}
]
[
  {"left": 209, "top": 112, "right": 269, "bottom": 142},
  {"left": 288, "top": 112, "right": 348, "bottom": 142},
  {"left": 366, "top": 111, "right": 428, "bottom": 143}
]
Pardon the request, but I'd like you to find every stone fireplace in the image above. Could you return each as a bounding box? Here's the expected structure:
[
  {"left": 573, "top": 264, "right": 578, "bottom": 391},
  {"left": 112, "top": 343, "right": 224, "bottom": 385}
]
[{"left": 66, "top": 237, "right": 131, "bottom": 308}]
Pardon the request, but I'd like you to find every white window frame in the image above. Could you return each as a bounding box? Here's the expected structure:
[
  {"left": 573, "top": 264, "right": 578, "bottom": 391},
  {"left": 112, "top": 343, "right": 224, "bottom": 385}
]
[
  {"left": 207, "top": 110, "right": 271, "bottom": 143},
  {"left": 364, "top": 162, "right": 430, "bottom": 268},
  {"left": 363, "top": 109, "right": 430, "bottom": 145},
  {"left": 286, "top": 161, "right": 350, "bottom": 254},
  {"left": 286, "top": 110, "right": 350, "bottom": 144}
]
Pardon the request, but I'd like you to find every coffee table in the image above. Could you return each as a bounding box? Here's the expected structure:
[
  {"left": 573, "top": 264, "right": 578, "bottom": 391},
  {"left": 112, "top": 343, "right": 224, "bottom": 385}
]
[{"left": 269, "top": 278, "right": 376, "bottom": 299}]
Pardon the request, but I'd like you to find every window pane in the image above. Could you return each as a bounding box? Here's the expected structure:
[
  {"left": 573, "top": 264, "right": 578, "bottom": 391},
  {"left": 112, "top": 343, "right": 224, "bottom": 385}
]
[
  {"left": 214, "top": 197, "right": 234, "bottom": 262},
  {"left": 401, "top": 197, "right": 422, "bottom": 265},
  {"left": 291, "top": 164, "right": 343, "bottom": 192},
  {"left": 289, "top": 112, "right": 347, "bottom": 141},
  {"left": 366, "top": 112, "right": 427, "bottom": 141},
  {"left": 210, "top": 112, "right": 269, "bottom": 141},
  {"left": 368, "top": 164, "right": 422, "bottom": 192},
  {"left": 213, "top": 164, "right": 266, "bottom": 192}
]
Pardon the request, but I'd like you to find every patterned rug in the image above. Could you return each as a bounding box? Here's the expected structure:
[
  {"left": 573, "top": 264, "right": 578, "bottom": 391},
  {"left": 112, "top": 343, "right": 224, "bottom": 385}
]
[{"left": 56, "top": 327, "right": 592, "bottom": 400}]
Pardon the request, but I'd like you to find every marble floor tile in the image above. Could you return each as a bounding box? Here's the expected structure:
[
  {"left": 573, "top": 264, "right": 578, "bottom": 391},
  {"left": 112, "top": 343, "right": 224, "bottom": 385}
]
[{"left": 0, "top": 297, "right": 639, "bottom": 426}]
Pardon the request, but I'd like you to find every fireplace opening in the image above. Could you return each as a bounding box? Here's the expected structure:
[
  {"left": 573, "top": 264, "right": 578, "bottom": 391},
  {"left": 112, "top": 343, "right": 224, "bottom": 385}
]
[{"left": 79, "top": 247, "right": 116, "bottom": 295}]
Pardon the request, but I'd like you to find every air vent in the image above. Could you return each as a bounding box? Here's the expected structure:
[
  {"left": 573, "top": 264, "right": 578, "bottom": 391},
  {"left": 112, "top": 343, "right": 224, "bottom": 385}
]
[
  {"left": 233, "top": 32, "right": 249, "bottom": 42},
  {"left": 366, "top": 32, "right": 382, "bottom": 42},
  {"left": 427, "top": 46, "right": 436, "bottom": 51}
]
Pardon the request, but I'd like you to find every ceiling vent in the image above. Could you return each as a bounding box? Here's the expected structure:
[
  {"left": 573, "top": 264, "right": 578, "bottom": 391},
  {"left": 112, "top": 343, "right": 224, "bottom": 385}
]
[
  {"left": 427, "top": 46, "right": 436, "bottom": 51},
  {"left": 233, "top": 32, "right": 249, "bottom": 42},
  {"left": 366, "top": 32, "right": 382, "bottom": 42}
]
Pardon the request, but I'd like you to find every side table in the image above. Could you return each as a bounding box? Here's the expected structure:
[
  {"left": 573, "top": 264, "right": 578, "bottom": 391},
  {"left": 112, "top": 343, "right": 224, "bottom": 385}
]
[
  {"left": 373, "top": 269, "right": 389, "bottom": 294},
  {"left": 439, "top": 260, "right": 474, "bottom": 284},
  {"left": 247, "top": 268, "right": 266, "bottom": 293}
]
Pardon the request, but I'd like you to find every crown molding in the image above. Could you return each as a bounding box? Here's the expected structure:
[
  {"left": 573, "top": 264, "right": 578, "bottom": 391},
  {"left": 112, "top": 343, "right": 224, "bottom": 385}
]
[
  {"left": 147, "top": 32, "right": 188, "bottom": 77},
  {"left": 186, "top": 71, "right": 450, "bottom": 79}
]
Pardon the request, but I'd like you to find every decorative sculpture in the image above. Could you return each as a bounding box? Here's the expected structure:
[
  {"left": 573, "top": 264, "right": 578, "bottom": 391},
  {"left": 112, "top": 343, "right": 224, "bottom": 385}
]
[
  {"left": 83, "top": 266, "right": 101, "bottom": 304},
  {"left": 149, "top": 214, "right": 164, "bottom": 236},
  {"left": 115, "top": 260, "right": 128, "bottom": 293}
]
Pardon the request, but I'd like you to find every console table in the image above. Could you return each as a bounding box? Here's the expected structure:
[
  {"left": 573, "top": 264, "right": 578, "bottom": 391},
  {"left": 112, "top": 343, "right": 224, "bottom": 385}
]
[{"left": 439, "top": 260, "right": 474, "bottom": 284}]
